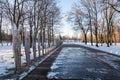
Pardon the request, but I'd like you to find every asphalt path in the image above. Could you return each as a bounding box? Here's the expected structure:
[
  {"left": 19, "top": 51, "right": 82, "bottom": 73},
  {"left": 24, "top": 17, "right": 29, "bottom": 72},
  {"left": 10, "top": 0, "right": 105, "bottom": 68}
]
[{"left": 22, "top": 44, "right": 120, "bottom": 80}]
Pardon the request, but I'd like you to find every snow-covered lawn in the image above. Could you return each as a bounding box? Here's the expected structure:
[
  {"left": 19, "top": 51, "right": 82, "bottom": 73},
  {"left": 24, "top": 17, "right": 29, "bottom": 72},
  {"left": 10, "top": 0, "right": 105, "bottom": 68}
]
[
  {"left": 0, "top": 43, "right": 15, "bottom": 76},
  {"left": 63, "top": 40, "right": 120, "bottom": 56},
  {"left": 0, "top": 43, "right": 55, "bottom": 77},
  {"left": 80, "top": 43, "right": 120, "bottom": 56}
]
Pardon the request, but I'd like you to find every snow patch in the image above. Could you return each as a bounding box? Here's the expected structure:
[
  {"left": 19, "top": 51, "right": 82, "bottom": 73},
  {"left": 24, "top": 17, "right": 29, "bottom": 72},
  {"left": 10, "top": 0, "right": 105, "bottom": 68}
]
[
  {"left": 51, "top": 63, "right": 59, "bottom": 69},
  {"left": 47, "top": 72, "right": 60, "bottom": 79}
]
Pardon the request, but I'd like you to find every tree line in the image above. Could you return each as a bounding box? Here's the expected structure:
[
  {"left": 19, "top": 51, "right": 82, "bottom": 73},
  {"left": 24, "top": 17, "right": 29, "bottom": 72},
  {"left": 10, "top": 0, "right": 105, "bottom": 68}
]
[
  {"left": 0, "top": 0, "right": 61, "bottom": 74},
  {"left": 71, "top": 0, "right": 120, "bottom": 47}
]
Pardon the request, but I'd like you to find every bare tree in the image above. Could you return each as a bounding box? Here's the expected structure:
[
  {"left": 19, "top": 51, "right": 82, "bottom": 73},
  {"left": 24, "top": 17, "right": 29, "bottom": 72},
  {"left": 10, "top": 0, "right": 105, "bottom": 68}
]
[
  {"left": 107, "top": 0, "right": 120, "bottom": 13},
  {"left": 3, "top": 0, "right": 27, "bottom": 73},
  {"left": 102, "top": 0, "right": 116, "bottom": 47},
  {"left": 1, "top": 0, "right": 60, "bottom": 74},
  {"left": 99, "top": 18, "right": 105, "bottom": 46},
  {"left": 76, "top": 15, "right": 89, "bottom": 44},
  {"left": 71, "top": 4, "right": 89, "bottom": 44},
  {"left": 90, "top": 0, "right": 101, "bottom": 47},
  {"left": 80, "top": 0, "right": 94, "bottom": 45}
]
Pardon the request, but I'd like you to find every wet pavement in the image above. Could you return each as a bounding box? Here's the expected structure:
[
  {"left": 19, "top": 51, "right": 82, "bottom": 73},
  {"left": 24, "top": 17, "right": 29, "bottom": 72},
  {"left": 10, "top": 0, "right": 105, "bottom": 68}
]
[
  {"left": 48, "top": 47, "right": 120, "bottom": 80},
  {"left": 22, "top": 44, "right": 120, "bottom": 80}
]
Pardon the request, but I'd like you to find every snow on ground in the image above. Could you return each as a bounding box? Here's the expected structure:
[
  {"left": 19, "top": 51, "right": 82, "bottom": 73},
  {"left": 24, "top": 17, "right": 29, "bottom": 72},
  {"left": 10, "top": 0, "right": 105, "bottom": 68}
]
[
  {"left": 0, "top": 43, "right": 15, "bottom": 76},
  {"left": 63, "top": 40, "right": 120, "bottom": 56},
  {"left": 0, "top": 43, "right": 55, "bottom": 77}
]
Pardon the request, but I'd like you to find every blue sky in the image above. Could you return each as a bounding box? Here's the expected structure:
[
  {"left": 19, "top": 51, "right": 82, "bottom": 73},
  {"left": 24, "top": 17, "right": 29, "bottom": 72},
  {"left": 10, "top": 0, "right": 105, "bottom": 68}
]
[
  {"left": 58, "top": 0, "right": 78, "bottom": 37},
  {"left": 59, "top": 0, "right": 77, "bottom": 14}
]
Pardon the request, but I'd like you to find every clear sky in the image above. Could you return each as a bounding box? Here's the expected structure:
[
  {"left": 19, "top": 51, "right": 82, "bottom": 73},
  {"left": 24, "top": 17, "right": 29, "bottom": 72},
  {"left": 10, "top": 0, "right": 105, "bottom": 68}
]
[
  {"left": 58, "top": 0, "right": 78, "bottom": 37},
  {"left": 59, "top": 0, "right": 77, "bottom": 14}
]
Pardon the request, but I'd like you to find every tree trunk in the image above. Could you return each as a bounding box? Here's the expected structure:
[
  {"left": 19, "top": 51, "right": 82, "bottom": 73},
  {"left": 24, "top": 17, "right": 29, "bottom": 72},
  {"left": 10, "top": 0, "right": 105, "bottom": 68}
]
[
  {"left": 42, "top": 28, "right": 44, "bottom": 55},
  {"left": 49, "top": 27, "right": 52, "bottom": 46},
  {"left": 24, "top": 27, "right": 30, "bottom": 66},
  {"left": 95, "top": 28, "right": 99, "bottom": 47},
  {"left": 107, "top": 28, "right": 110, "bottom": 47},
  {"left": 38, "top": 31, "right": 41, "bottom": 57},
  {"left": 12, "top": 23, "right": 21, "bottom": 74},
  {"left": 89, "top": 17, "right": 93, "bottom": 46},
  {"left": 43, "top": 27, "right": 46, "bottom": 54},
  {"left": 100, "top": 34, "right": 103, "bottom": 46},
  {"left": 30, "top": 29, "right": 32, "bottom": 48},
  {"left": 32, "top": 27, "right": 37, "bottom": 61},
  {"left": 110, "top": 27, "right": 113, "bottom": 46},
  {"left": 23, "top": 31, "right": 25, "bottom": 47},
  {"left": 48, "top": 27, "right": 50, "bottom": 47},
  {"left": 119, "top": 32, "right": 120, "bottom": 43},
  {"left": 113, "top": 33, "right": 116, "bottom": 45},
  {"left": 52, "top": 26, "right": 54, "bottom": 46},
  {"left": 90, "top": 28, "right": 93, "bottom": 46},
  {"left": 84, "top": 33, "right": 87, "bottom": 45}
]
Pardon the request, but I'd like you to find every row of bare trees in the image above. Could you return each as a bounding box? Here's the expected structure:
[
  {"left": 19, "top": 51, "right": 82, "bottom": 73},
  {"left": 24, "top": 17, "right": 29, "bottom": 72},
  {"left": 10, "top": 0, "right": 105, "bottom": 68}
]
[
  {"left": 0, "top": 0, "right": 61, "bottom": 74},
  {"left": 71, "top": 0, "right": 120, "bottom": 47}
]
